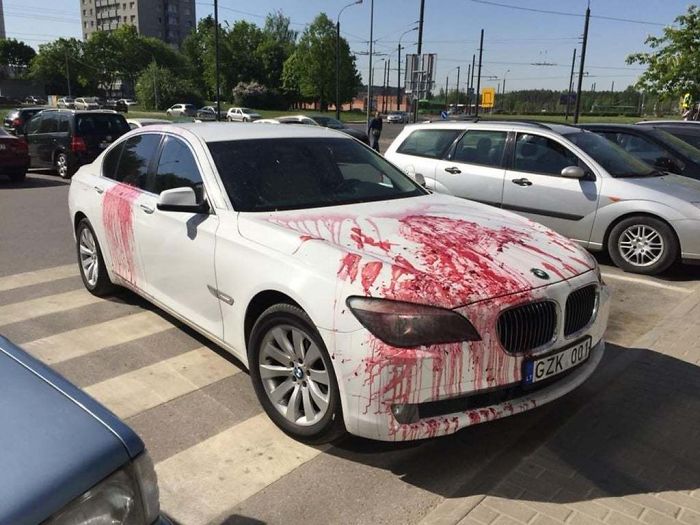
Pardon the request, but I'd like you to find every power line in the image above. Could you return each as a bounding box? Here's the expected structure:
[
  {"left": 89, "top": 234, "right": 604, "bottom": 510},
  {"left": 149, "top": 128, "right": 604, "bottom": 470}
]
[{"left": 468, "top": 0, "right": 666, "bottom": 26}]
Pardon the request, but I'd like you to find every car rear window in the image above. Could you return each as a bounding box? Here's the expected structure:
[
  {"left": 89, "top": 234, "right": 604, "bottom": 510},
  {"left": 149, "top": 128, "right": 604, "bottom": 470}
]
[
  {"left": 75, "top": 114, "right": 130, "bottom": 136},
  {"left": 397, "top": 129, "right": 462, "bottom": 159}
]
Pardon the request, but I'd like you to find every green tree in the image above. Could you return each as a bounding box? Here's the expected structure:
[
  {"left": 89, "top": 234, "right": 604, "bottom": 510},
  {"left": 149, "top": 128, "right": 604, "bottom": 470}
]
[
  {"left": 181, "top": 16, "right": 216, "bottom": 98},
  {"left": 135, "top": 62, "right": 202, "bottom": 110},
  {"left": 0, "top": 39, "right": 36, "bottom": 78},
  {"left": 282, "top": 13, "right": 360, "bottom": 110},
  {"left": 256, "top": 11, "right": 297, "bottom": 89},
  {"left": 627, "top": 5, "right": 700, "bottom": 99},
  {"left": 30, "top": 38, "right": 95, "bottom": 95}
]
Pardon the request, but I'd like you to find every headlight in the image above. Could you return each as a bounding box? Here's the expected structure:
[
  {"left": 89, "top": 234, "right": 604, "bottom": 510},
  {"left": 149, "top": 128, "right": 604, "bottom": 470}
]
[
  {"left": 45, "top": 452, "right": 160, "bottom": 525},
  {"left": 346, "top": 297, "right": 481, "bottom": 347}
]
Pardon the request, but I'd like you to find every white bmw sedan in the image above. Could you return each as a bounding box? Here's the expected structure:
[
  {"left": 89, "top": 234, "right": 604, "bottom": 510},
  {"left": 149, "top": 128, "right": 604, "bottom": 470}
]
[{"left": 68, "top": 123, "right": 610, "bottom": 442}]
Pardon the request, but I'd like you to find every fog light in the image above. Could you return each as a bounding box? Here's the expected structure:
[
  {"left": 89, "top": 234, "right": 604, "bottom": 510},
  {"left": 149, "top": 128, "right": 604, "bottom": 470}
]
[{"left": 391, "top": 403, "right": 419, "bottom": 424}]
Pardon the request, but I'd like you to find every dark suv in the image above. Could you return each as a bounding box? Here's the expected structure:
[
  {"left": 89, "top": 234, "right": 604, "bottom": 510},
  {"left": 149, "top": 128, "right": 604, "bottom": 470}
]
[
  {"left": 3, "top": 107, "right": 46, "bottom": 135},
  {"left": 24, "top": 109, "right": 130, "bottom": 178}
]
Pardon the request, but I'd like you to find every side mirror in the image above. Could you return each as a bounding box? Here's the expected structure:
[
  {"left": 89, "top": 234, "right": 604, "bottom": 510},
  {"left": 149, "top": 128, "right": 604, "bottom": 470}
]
[
  {"left": 157, "top": 187, "right": 209, "bottom": 213},
  {"left": 414, "top": 173, "right": 427, "bottom": 187},
  {"left": 654, "top": 157, "right": 681, "bottom": 173},
  {"left": 560, "top": 166, "right": 586, "bottom": 179}
]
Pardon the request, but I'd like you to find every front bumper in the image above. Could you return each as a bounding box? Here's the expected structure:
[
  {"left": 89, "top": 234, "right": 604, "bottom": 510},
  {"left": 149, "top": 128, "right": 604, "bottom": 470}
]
[{"left": 321, "top": 275, "right": 610, "bottom": 441}]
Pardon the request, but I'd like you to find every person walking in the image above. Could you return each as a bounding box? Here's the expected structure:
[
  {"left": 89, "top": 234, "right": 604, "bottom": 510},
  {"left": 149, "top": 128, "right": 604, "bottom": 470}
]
[{"left": 368, "top": 111, "right": 383, "bottom": 152}]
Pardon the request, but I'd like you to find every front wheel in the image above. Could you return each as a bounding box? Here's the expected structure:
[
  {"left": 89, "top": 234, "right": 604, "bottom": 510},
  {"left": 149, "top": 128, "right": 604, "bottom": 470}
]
[
  {"left": 608, "top": 216, "right": 678, "bottom": 275},
  {"left": 76, "top": 219, "right": 116, "bottom": 296},
  {"left": 248, "top": 304, "right": 346, "bottom": 444}
]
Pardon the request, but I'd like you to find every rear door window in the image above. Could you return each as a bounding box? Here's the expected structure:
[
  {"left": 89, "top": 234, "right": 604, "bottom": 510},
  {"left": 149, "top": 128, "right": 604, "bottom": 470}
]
[
  {"left": 75, "top": 114, "right": 130, "bottom": 137},
  {"left": 57, "top": 113, "right": 70, "bottom": 133},
  {"left": 102, "top": 142, "right": 125, "bottom": 180},
  {"left": 114, "top": 134, "right": 162, "bottom": 189},
  {"left": 451, "top": 130, "right": 507, "bottom": 167},
  {"left": 396, "top": 129, "right": 462, "bottom": 159},
  {"left": 38, "top": 113, "right": 58, "bottom": 134},
  {"left": 513, "top": 133, "right": 582, "bottom": 176}
]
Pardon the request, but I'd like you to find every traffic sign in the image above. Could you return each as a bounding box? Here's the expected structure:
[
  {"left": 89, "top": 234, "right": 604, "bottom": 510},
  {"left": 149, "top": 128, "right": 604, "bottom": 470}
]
[
  {"left": 440, "top": 111, "right": 448, "bottom": 120},
  {"left": 481, "top": 87, "right": 496, "bottom": 108}
]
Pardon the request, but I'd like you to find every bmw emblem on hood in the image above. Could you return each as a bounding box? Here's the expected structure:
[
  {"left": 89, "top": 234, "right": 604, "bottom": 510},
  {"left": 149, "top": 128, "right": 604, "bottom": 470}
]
[{"left": 531, "top": 268, "right": 550, "bottom": 280}]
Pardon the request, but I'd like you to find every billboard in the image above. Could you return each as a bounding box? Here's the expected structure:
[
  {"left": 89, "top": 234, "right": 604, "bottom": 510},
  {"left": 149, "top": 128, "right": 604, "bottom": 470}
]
[
  {"left": 481, "top": 87, "right": 496, "bottom": 108},
  {"left": 404, "top": 53, "right": 437, "bottom": 97}
]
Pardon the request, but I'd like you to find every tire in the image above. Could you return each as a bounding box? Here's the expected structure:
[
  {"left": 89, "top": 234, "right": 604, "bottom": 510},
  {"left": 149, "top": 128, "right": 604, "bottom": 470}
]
[
  {"left": 75, "top": 218, "right": 116, "bottom": 296},
  {"left": 9, "top": 170, "right": 26, "bottom": 183},
  {"left": 248, "top": 303, "right": 346, "bottom": 444},
  {"left": 607, "top": 216, "right": 678, "bottom": 275},
  {"left": 55, "top": 152, "right": 73, "bottom": 179}
]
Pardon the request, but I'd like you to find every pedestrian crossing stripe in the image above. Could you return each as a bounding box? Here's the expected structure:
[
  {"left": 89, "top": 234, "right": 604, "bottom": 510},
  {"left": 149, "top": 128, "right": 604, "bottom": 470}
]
[
  {"left": 0, "top": 264, "right": 77, "bottom": 292},
  {"left": 0, "top": 289, "right": 102, "bottom": 327}
]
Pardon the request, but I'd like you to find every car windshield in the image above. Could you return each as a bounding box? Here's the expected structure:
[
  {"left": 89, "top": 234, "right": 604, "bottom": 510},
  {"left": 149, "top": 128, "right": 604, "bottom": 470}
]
[
  {"left": 75, "top": 114, "right": 130, "bottom": 136},
  {"left": 208, "top": 137, "right": 426, "bottom": 212},
  {"left": 652, "top": 128, "right": 700, "bottom": 164},
  {"left": 564, "top": 131, "right": 657, "bottom": 178},
  {"left": 310, "top": 116, "right": 344, "bottom": 129}
]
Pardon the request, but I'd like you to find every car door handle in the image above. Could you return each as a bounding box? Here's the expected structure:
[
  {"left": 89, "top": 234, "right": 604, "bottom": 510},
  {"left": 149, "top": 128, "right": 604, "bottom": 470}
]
[
  {"left": 511, "top": 177, "right": 533, "bottom": 187},
  {"left": 93, "top": 185, "right": 104, "bottom": 194},
  {"left": 139, "top": 204, "right": 155, "bottom": 214},
  {"left": 444, "top": 166, "right": 461, "bottom": 174}
]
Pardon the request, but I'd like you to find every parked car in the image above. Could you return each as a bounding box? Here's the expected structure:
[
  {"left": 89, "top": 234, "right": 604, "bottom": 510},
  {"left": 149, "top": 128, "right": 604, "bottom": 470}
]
[
  {"left": 387, "top": 111, "right": 409, "bottom": 124},
  {"left": 3, "top": 106, "right": 45, "bottom": 135},
  {"left": 24, "top": 95, "right": 47, "bottom": 105},
  {"left": 57, "top": 97, "right": 75, "bottom": 109},
  {"left": 274, "top": 114, "right": 370, "bottom": 144},
  {"left": 226, "top": 107, "right": 261, "bottom": 122},
  {"left": 385, "top": 121, "right": 700, "bottom": 275},
  {"left": 68, "top": 122, "right": 609, "bottom": 443},
  {"left": 0, "top": 335, "right": 169, "bottom": 524},
  {"left": 118, "top": 98, "right": 138, "bottom": 106},
  {"left": 0, "top": 128, "right": 29, "bottom": 182},
  {"left": 196, "top": 106, "right": 224, "bottom": 121},
  {"left": 104, "top": 99, "right": 129, "bottom": 113},
  {"left": 127, "top": 118, "right": 172, "bottom": 129},
  {"left": 636, "top": 120, "right": 700, "bottom": 150},
  {"left": 74, "top": 97, "right": 102, "bottom": 110},
  {"left": 166, "top": 103, "right": 197, "bottom": 117},
  {"left": 580, "top": 123, "right": 700, "bottom": 180},
  {"left": 25, "top": 109, "right": 130, "bottom": 178}
]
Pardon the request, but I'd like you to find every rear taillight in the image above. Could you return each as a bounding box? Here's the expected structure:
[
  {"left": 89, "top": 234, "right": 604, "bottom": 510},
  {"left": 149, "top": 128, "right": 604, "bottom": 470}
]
[
  {"left": 11, "top": 138, "right": 28, "bottom": 152},
  {"left": 71, "top": 136, "right": 87, "bottom": 153}
]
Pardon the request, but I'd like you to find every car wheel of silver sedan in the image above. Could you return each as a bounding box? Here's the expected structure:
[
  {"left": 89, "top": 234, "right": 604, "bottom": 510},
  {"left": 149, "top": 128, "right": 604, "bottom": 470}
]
[
  {"left": 608, "top": 216, "right": 678, "bottom": 275},
  {"left": 75, "top": 218, "right": 116, "bottom": 296},
  {"left": 249, "top": 303, "right": 345, "bottom": 444}
]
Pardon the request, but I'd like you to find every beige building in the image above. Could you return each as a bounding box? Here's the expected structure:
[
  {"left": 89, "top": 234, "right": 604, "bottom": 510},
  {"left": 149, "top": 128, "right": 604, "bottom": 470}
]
[{"left": 80, "top": 0, "right": 195, "bottom": 47}]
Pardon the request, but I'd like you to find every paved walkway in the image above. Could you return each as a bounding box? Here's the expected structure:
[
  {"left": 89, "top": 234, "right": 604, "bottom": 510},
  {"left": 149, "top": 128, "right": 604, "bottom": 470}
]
[{"left": 421, "top": 287, "right": 700, "bottom": 525}]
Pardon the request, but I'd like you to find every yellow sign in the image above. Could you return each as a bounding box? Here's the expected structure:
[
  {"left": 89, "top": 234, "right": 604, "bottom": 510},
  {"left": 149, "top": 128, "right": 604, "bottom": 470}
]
[{"left": 481, "top": 87, "right": 496, "bottom": 108}]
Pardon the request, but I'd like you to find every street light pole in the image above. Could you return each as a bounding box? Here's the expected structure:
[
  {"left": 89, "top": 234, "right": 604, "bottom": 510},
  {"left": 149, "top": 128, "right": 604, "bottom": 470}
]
[
  {"left": 574, "top": 4, "right": 590, "bottom": 124},
  {"left": 397, "top": 26, "right": 417, "bottom": 111},
  {"left": 455, "top": 66, "right": 460, "bottom": 109},
  {"left": 475, "top": 29, "right": 484, "bottom": 118},
  {"left": 366, "top": 0, "right": 374, "bottom": 125},
  {"left": 336, "top": 0, "right": 362, "bottom": 120}
]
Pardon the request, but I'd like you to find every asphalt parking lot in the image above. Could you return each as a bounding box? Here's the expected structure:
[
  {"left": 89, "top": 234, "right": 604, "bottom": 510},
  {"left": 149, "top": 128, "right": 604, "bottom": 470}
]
[{"left": 1, "top": 166, "right": 699, "bottom": 525}]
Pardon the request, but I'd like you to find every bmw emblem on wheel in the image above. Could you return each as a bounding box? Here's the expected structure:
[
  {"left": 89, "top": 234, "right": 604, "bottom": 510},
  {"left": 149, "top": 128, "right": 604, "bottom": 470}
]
[{"left": 531, "top": 268, "right": 550, "bottom": 280}]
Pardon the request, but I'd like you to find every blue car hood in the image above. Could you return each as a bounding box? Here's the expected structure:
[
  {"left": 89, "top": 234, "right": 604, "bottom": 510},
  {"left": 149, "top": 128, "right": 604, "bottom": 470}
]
[{"left": 0, "top": 336, "right": 144, "bottom": 525}]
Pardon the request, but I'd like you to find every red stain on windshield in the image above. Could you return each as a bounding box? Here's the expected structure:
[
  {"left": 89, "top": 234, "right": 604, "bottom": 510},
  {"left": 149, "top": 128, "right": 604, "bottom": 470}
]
[{"left": 102, "top": 183, "right": 140, "bottom": 284}]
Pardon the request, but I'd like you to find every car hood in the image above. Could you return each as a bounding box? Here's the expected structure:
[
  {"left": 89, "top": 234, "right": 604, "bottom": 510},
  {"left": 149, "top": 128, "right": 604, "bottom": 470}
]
[
  {"left": 0, "top": 336, "right": 143, "bottom": 525},
  {"left": 621, "top": 173, "right": 700, "bottom": 201},
  {"left": 238, "top": 193, "right": 594, "bottom": 308}
]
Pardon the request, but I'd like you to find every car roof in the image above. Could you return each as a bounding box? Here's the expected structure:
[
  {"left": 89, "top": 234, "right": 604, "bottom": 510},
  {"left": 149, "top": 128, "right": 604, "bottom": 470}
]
[
  {"left": 405, "top": 119, "right": 581, "bottom": 135},
  {"left": 578, "top": 123, "right": 648, "bottom": 131},
  {"left": 145, "top": 121, "right": 351, "bottom": 142},
  {"left": 637, "top": 120, "right": 700, "bottom": 126},
  {"left": 40, "top": 109, "right": 121, "bottom": 115}
]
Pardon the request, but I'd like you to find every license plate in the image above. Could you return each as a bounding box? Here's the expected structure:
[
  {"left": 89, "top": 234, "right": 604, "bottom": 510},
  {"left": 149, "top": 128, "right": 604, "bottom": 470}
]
[{"left": 523, "top": 337, "right": 591, "bottom": 385}]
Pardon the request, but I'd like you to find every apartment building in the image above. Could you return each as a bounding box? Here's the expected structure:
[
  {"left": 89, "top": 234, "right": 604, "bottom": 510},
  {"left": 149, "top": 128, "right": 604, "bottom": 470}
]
[{"left": 80, "top": 0, "right": 195, "bottom": 47}]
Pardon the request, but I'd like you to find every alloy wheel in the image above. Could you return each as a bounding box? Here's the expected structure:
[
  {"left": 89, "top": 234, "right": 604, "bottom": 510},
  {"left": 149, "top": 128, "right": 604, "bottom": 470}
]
[
  {"left": 258, "top": 324, "right": 331, "bottom": 427},
  {"left": 56, "top": 154, "right": 68, "bottom": 178},
  {"left": 79, "top": 227, "right": 99, "bottom": 287},
  {"left": 618, "top": 224, "right": 665, "bottom": 267}
]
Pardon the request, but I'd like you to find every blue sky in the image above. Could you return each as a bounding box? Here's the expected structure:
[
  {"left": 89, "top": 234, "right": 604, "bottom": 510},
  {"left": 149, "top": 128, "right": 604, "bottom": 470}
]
[{"left": 3, "top": 0, "right": 690, "bottom": 92}]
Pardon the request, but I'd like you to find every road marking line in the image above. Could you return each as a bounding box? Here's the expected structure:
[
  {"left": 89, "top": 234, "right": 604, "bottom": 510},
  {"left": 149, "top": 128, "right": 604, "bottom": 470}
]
[
  {"left": 0, "top": 264, "right": 77, "bottom": 292},
  {"left": 23, "top": 311, "right": 173, "bottom": 365},
  {"left": 85, "top": 347, "right": 239, "bottom": 419},
  {"left": 0, "top": 289, "right": 102, "bottom": 327},
  {"left": 156, "top": 413, "right": 323, "bottom": 525},
  {"left": 601, "top": 272, "right": 693, "bottom": 294}
]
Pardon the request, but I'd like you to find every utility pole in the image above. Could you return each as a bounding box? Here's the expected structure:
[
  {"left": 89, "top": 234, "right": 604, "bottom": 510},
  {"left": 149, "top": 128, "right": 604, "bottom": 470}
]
[
  {"left": 151, "top": 56, "right": 159, "bottom": 109},
  {"left": 214, "top": 0, "right": 221, "bottom": 121},
  {"left": 455, "top": 66, "right": 461, "bottom": 109},
  {"left": 444, "top": 76, "right": 449, "bottom": 109},
  {"left": 397, "top": 41, "right": 402, "bottom": 111},
  {"left": 413, "top": 0, "right": 425, "bottom": 122},
  {"left": 573, "top": 4, "right": 590, "bottom": 124},
  {"left": 475, "top": 29, "right": 484, "bottom": 118},
  {"left": 564, "top": 48, "right": 576, "bottom": 121},
  {"left": 611, "top": 80, "right": 615, "bottom": 92},
  {"left": 470, "top": 54, "right": 475, "bottom": 114},
  {"left": 366, "top": 0, "right": 374, "bottom": 124},
  {"left": 383, "top": 59, "right": 389, "bottom": 112},
  {"left": 65, "top": 51, "right": 71, "bottom": 98},
  {"left": 336, "top": 1, "right": 362, "bottom": 120}
]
